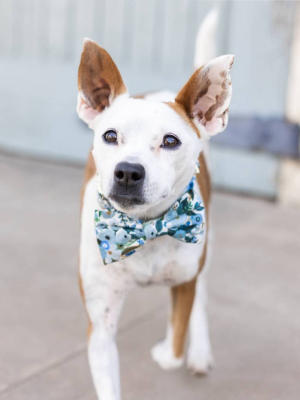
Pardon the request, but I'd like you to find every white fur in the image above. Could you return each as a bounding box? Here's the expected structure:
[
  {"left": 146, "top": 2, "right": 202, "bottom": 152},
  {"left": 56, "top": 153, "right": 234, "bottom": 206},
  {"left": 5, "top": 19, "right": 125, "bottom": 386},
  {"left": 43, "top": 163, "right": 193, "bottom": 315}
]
[
  {"left": 79, "top": 14, "right": 233, "bottom": 398},
  {"left": 144, "top": 90, "right": 177, "bottom": 103},
  {"left": 194, "top": 7, "right": 219, "bottom": 69},
  {"left": 79, "top": 88, "right": 211, "bottom": 400},
  {"left": 81, "top": 178, "right": 134, "bottom": 400},
  {"left": 90, "top": 95, "right": 204, "bottom": 220},
  {"left": 80, "top": 175, "right": 205, "bottom": 399},
  {"left": 151, "top": 324, "right": 184, "bottom": 370}
]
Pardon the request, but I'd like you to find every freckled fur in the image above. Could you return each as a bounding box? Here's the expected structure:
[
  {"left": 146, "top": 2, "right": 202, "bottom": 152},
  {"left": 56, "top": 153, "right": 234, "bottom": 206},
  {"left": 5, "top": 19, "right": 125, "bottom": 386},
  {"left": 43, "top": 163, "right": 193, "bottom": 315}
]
[{"left": 176, "top": 54, "right": 234, "bottom": 137}]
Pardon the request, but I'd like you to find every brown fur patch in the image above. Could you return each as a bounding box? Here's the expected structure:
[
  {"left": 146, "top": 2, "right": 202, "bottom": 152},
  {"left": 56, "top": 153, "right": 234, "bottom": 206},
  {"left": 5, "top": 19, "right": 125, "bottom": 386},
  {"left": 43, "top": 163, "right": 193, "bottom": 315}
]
[
  {"left": 80, "top": 150, "right": 96, "bottom": 212},
  {"left": 165, "top": 102, "right": 201, "bottom": 138},
  {"left": 133, "top": 92, "right": 152, "bottom": 99},
  {"left": 194, "top": 85, "right": 210, "bottom": 104},
  {"left": 222, "top": 79, "right": 229, "bottom": 90},
  {"left": 171, "top": 278, "right": 197, "bottom": 358},
  {"left": 87, "top": 321, "right": 93, "bottom": 341},
  {"left": 78, "top": 41, "right": 126, "bottom": 112},
  {"left": 79, "top": 150, "right": 96, "bottom": 333},
  {"left": 219, "top": 108, "right": 228, "bottom": 128},
  {"left": 175, "top": 65, "right": 211, "bottom": 119},
  {"left": 197, "top": 152, "right": 211, "bottom": 274},
  {"left": 197, "top": 153, "right": 211, "bottom": 219}
]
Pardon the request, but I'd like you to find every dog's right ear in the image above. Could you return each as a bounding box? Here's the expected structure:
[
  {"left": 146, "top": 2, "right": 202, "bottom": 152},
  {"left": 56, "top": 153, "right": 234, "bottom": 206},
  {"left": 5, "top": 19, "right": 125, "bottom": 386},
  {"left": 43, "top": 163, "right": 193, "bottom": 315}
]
[
  {"left": 175, "top": 55, "right": 234, "bottom": 138},
  {"left": 77, "top": 39, "right": 127, "bottom": 125}
]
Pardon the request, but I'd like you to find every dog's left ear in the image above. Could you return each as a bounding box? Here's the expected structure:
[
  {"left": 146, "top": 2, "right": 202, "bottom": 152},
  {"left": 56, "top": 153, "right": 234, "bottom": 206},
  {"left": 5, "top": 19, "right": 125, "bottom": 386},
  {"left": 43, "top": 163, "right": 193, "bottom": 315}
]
[
  {"left": 176, "top": 55, "right": 234, "bottom": 137},
  {"left": 77, "top": 39, "right": 127, "bottom": 125}
]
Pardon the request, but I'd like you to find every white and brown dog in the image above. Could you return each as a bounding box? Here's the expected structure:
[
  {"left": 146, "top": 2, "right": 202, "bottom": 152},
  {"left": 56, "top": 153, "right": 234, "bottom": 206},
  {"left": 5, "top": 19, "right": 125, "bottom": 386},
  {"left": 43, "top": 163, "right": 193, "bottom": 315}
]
[{"left": 78, "top": 36, "right": 233, "bottom": 399}]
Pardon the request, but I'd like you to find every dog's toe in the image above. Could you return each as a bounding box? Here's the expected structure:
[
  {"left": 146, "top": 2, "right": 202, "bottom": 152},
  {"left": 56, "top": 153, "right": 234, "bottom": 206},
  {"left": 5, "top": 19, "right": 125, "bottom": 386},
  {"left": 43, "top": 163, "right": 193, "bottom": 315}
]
[{"left": 187, "top": 347, "right": 214, "bottom": 375}]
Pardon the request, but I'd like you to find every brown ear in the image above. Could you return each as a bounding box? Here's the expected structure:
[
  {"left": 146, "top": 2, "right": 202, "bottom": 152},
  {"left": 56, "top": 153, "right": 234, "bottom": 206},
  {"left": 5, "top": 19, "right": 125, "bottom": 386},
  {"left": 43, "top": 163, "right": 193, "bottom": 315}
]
[
  {"left": 77, "top": 39, "right": 127, "bottom": 125},
  {"left": 176, "top": 55, "right": 234, "bottom": 137}
]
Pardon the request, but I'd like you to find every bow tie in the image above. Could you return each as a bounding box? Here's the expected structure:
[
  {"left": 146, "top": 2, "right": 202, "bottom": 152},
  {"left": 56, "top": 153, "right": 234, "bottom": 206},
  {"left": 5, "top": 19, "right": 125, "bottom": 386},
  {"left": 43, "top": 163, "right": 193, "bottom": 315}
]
[{"left": 95, "top": 174, "right": 205, "bottom": 265}]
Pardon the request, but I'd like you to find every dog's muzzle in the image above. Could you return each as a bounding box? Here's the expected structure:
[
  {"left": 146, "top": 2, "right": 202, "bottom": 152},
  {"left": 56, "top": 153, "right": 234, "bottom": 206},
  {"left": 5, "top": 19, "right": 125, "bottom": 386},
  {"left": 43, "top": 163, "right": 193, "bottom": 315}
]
[{"left": 109, "top": 162, "right": 146, "bottom": 208}]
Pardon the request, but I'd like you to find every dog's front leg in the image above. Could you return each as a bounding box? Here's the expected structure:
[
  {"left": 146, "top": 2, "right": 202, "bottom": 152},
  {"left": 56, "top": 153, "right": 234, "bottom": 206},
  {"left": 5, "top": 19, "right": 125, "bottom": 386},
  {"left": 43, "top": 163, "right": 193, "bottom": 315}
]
[
  {"left": 88, "top": 322, "right": 120, "bottom": 400},
  {"left": 151, "top": 278, "right": 197, "bottom": 370},
  {"left": 84, "top": 269, "right": 133, "bottom": 400}
]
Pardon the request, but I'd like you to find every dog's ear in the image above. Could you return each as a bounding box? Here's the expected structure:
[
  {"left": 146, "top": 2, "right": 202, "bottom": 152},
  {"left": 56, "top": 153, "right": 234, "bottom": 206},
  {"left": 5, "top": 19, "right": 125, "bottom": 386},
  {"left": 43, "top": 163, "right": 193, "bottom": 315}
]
[
  {"left": 175, "top": 55, "right": 234, "bottom": 137},
  {"left": 77, "top": 39, "right": 127, "bottom": 125}
]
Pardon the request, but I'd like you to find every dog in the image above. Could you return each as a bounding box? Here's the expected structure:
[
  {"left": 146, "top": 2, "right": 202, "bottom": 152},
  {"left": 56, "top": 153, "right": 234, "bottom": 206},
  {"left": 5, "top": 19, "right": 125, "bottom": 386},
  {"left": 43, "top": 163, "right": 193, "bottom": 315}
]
[{"left": 78, "top": 33, "right": 233, "bottom": 400}]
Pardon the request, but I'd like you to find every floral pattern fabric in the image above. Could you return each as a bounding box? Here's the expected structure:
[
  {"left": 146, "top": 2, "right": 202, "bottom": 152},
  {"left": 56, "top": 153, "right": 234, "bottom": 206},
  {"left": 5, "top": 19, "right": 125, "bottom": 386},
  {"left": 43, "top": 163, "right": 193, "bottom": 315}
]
[{"left": 95, "top": 175, "right": 205, "bottom": 265}]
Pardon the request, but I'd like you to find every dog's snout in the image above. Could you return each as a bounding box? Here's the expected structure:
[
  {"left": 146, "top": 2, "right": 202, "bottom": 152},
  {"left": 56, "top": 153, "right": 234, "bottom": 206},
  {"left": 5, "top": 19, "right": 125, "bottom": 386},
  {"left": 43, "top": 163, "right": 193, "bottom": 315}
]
[{"left": 114, "top": 162, "right": 145, "bottom": 189}]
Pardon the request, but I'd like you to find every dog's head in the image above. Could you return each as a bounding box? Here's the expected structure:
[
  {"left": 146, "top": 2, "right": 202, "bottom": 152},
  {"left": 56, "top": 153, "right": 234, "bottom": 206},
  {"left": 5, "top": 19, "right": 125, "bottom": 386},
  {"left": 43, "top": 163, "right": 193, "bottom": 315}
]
[{"left": 77, "top": 39, "right": 234, "bottom": 218}]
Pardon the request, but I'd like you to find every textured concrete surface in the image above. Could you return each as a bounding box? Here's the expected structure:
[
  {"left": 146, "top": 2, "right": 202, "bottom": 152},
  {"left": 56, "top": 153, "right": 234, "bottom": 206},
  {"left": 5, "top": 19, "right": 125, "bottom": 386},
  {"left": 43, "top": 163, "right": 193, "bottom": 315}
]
[{"left": 0, "top": 153, "right": 300, "bottom": 400}]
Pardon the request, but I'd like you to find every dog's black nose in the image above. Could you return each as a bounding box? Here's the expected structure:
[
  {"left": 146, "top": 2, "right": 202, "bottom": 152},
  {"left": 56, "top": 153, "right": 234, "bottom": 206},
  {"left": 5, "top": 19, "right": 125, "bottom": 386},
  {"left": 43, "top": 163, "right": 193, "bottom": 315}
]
[{"left": 114, "top": 162, "right": 145, "bottom": 189}]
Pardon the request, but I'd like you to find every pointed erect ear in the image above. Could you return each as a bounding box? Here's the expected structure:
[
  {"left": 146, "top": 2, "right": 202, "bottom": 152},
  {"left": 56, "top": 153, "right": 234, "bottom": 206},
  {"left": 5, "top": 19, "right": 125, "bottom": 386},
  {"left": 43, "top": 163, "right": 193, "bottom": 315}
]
[
  {"left": 77, "top": 39, "right": 127, "bottom": 125},
  {"left": 175, "top": 55, "right": 234, "bottom": 137}
]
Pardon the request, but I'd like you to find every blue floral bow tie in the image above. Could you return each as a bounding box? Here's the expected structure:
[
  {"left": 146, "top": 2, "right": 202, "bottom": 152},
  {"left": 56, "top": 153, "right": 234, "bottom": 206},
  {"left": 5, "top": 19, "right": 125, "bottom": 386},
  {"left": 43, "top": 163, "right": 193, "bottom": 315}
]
[{"left": 95, "top": 174, "right": 205, "bottom": 265}]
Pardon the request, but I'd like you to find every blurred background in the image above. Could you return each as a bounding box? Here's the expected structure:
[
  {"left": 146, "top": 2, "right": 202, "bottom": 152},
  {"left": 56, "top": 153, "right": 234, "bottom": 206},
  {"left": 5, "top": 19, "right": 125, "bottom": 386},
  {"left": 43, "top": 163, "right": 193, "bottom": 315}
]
[
  {"left": 1, "top": 1, "right": 300, "bottom": 400},
  {"left": 1, "top": 0, "right": 300, "bottom": 201}
]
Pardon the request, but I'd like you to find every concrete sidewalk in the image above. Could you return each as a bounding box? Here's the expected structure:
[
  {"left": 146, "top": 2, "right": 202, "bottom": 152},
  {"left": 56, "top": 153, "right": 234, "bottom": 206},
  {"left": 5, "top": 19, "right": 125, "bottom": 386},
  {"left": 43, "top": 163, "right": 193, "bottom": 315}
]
[{"left": 0, "top": 153, "right": 300, "bottom": 400}]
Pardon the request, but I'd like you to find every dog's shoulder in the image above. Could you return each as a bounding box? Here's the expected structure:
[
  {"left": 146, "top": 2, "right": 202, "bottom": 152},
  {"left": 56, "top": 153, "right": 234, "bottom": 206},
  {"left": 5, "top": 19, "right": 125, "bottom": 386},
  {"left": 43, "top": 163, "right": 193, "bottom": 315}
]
[
  {"left": 81, "top": 150, "right": 96, "bottom": 212},
  {"left": 196, "top": 152, "right": 211, "bottom": 274},
  {"left": 197, "top": 152, "right": 211, "bottom": 218}
]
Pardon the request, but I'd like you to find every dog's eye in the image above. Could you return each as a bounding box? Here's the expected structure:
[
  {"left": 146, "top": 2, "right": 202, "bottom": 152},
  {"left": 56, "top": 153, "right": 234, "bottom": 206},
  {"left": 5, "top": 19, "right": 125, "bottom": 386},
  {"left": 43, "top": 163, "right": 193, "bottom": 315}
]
[
  {"left": 161, "top": 134, "right": 181, "bottom": 149},
  {"left": 103, "top": 130, "right": 118, "bottom": 144}
]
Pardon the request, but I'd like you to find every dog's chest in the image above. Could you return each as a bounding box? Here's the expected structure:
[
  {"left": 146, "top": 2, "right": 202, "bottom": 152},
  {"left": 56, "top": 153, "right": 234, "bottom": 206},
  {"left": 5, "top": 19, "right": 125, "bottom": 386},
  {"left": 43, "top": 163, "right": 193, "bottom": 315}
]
[{"left": 121, "top": 235, "right": 203, "bottom": 285}]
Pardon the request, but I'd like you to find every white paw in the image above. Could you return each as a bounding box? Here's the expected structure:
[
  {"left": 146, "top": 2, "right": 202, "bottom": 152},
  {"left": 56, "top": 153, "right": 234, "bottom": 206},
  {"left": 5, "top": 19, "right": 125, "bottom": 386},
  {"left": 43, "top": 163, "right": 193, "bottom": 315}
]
[
  {"left": 187, "top": 345, "right": 214, "bottom": 375},
  {"left": 151, "top": 340, "right": 184, "bottom": 370}
]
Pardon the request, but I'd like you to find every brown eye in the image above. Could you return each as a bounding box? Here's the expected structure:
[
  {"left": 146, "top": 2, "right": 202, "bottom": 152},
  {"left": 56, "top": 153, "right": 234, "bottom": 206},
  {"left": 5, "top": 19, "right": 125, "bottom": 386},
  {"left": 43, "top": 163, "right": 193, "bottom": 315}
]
[
  {"left": 161, "top": 134, "right": 181, "bottom": 149},
  {"left": 103, "top": 130, "right": 118, "bottom": 144}
]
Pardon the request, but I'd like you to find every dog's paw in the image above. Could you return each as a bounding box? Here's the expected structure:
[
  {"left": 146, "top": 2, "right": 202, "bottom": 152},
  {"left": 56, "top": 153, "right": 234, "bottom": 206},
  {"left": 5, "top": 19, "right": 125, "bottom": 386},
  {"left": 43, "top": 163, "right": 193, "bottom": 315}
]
[
  {"left": 151, "top": 341, "right": 184, "bottom": 370},
  {"left": 187, "top": 345, "right": 214, "bottom": 375}
]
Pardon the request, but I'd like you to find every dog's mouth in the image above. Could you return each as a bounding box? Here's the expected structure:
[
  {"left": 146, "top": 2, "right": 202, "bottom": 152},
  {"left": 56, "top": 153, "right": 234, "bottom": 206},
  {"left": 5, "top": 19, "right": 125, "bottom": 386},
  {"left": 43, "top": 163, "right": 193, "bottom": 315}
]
[{"left": 109, "top": 193, "right": 146, "bottom": 209}]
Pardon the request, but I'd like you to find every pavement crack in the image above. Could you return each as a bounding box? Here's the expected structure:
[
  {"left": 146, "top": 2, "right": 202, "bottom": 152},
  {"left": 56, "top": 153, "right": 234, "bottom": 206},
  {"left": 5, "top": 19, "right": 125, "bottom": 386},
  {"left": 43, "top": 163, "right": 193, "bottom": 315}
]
[{"left": 0, "top": 302, "right": 165, "bottom": 398}]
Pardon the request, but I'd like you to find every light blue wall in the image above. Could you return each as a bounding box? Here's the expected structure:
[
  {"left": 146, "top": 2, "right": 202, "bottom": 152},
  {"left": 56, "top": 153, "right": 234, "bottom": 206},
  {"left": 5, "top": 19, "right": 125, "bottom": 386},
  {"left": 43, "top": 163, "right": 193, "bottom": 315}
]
[
  {"left": 222, "top": 1, "right": 296, "bottom": 117},
  {"left": 0, "top": 0, "right": 297, "bottom": 166}
]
